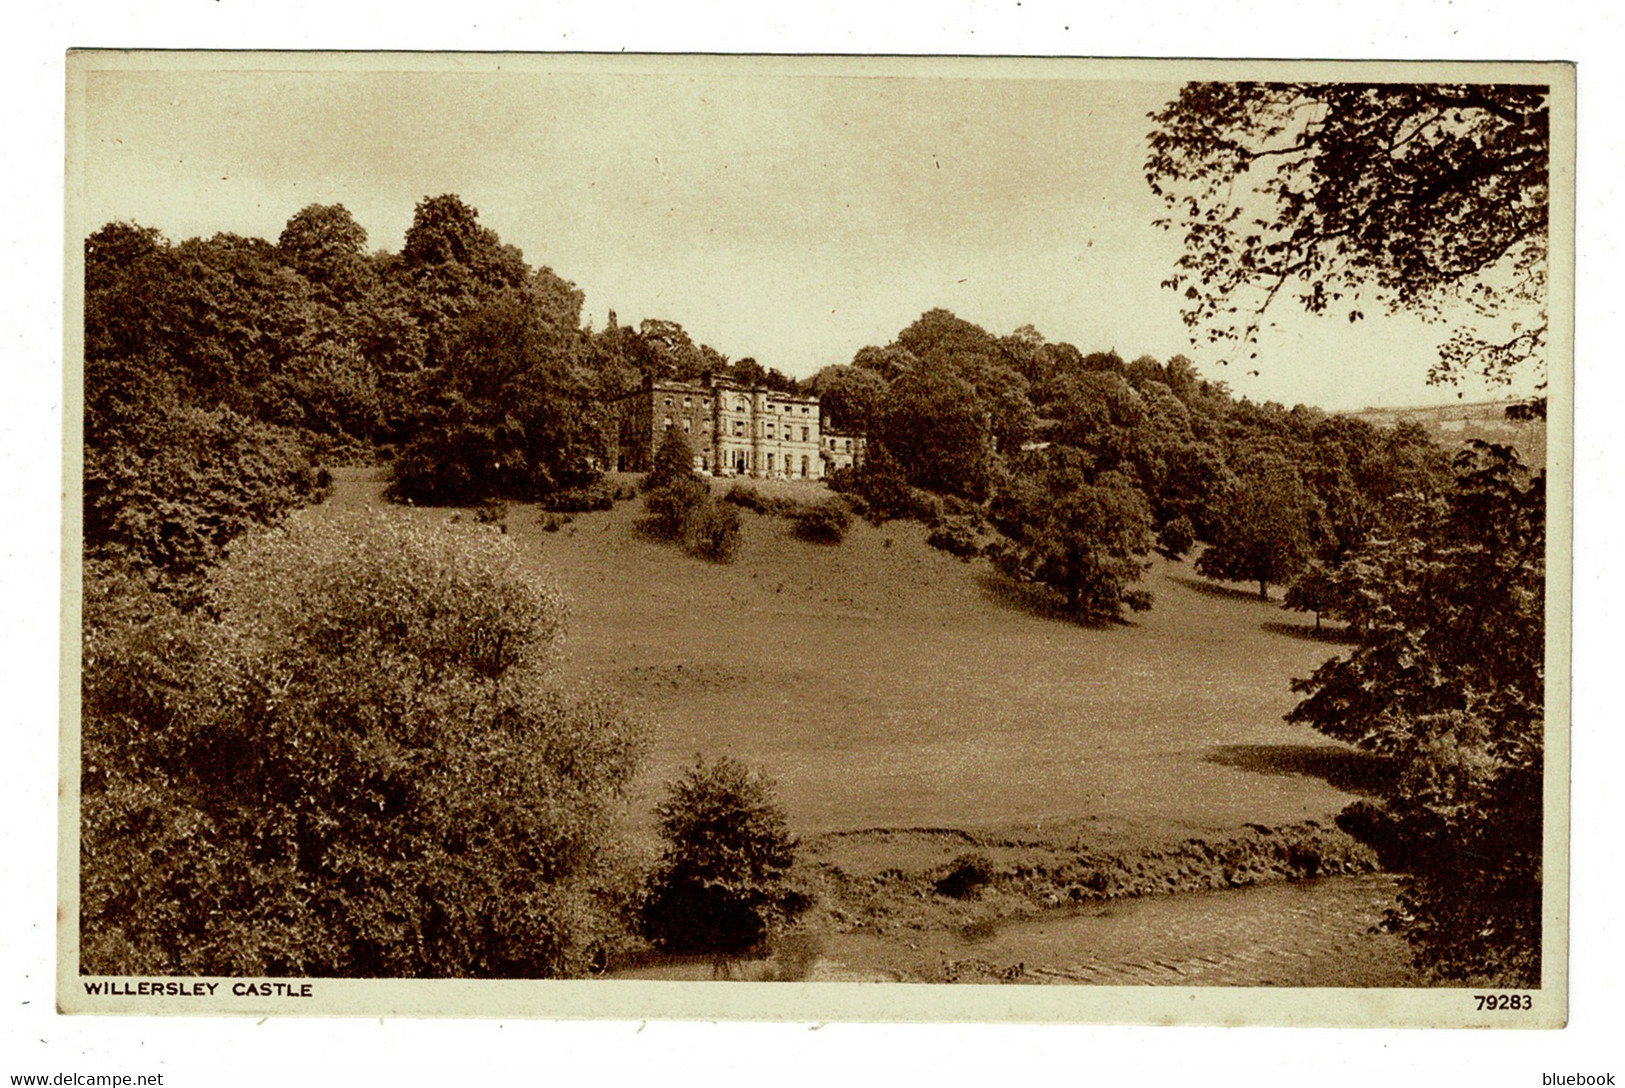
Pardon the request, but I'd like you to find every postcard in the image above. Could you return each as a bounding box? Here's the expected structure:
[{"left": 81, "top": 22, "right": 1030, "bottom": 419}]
[{"left": 61, "top": 52, "right": 1572, "bottom": 1026}]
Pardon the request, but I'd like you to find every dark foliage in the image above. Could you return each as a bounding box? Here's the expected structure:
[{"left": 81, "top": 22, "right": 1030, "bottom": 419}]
[
  {"left": 643, "top": 426, "right": 699, "bottom": 494},
  {"left": 935, "top": 852, "right": 997, "bottom": 899},
  {"left": 926, "top": 516, "right": 983, "bottom": 559},
  {"left": 873, "top": 363, "right": 995, "bottom": 500},
  {"left": 540, "top": 480, "right": 622, "bottom": 513},
  {"left": 81, "top": 516, "right": 646, "bottom": 978},
  {"left": 642, "top": 474, "right": 711, "bottom": 541},
  {"left": 987, "top": 450, "right": 1155, "bottom": 624},
  {"left": 1288, "top": 443, "right": 1544, "bottom": 985},
  {"left": 84, "top": 392, "right": 328, "bottom": 599},
  {"left": 790, "top": 501, "right": 852, "bottom": 545},
  {"left": 641, "top": 758, "right": 799, "bottom": 956},
  {"left": 688, "top": 501, "right": 742, "bottom": 563},
  {"left": 1147, "top": 82, "right": 1549, "bottom": 384},
  {"left": 644, "top": 475, "right": 738, "bottom": 564},
  {"left": 1195, "top": 453, "right": 1321, "bottom": 599}
]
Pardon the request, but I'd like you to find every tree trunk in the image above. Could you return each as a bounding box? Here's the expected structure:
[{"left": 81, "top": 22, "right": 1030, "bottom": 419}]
[{"left": 1259, "top": 579, "right": 1268, "bottom": 600}]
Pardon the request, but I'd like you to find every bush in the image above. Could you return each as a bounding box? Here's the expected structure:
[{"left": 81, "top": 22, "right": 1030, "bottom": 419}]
[
  {"left": 721, "top": 483, "right": 774, "bottom": 515},
  {"left": 642, "top": 475, "right": 711, "bottom": 541},
  {"left": 791, "top": 500, "right": 852, "bottom": 544},
  {"left": 688, "top": 501, "right": 741, "bottom": 563},
  {"left": 645, "top": 477, "right": 738, "bottom": 563},
  {"left": 849, "top": 454, "right": 918, "bottom": 524},
  {"left": 541, "top": 480, "right": 618, "bottom": 513},
  {"left": 80, "top": 514, "right": 646, "bottom": 978},
  {"left": 824, "top": 465, "right": 860, "bottom": 495},
  {"left": 83, "top": 402, "right": 328, "bottom": 599},
  {"left": 643, "top": 427, "right": 697, "bottom": 494},
  {"left": 927, "top": 516, "right": 982, "bottom": 559},
  {"left": 473, "top": 497, "right": 509, "bottom": 531},
  {"left": 641, "top": 757, "right": 799, "bottom": 956},
  {"left": 721, "top": 485, "right": 803, "bottom": 519},
  {"left": 935, "top": 852, "right": 997, "bottom": 899},
  {"left": 1156, "top": 514, "right": 1197, "bottom": 561}
]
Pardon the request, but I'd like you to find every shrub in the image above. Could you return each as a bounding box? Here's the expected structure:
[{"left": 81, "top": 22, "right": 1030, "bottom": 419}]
[
  {"left": 849, "top": 453, "right": 918, "bottom": 524},
  {"left": 643, "top": 474, "right": 712, "bottom": 541},
  {"left": 824, "top": 465, "right": 859, "bottom": 495},
  {"left": 641, "top": 757, "right": 799, "bottom": 956},
  {"left": 721, "top": 485, "right": 808, "bottom": 519},
  {"left": 83, "top": 402, "right": 327, "bottom": 600},
  {"left": 473, "top": 497, "right": 509, "bottom": 531},
  {"left": 643, "top": 427, "right": 697, "bottom": 493},
  {"left": 645, "top": 477, "right": 739, "bottom": 563},
  {"left": 927, "top": 516, "right": 982, "bottom": 559},
  {"left": 935, "top": 852, "right": 997, "bottom": 899},
  {"left": 541, "top": 480, "right": 618, "bottom": 513},
  {"left": 721, "top": 483, "right": 765, "bottom": 512},
  {"left": 1156, "top": 514, "right": 1197, "bottom": 561},
  {"left": 687, "top": 501, "right": 741, "bottom": 563},
  {"left": 80, "top": 514, "right": 646, "bottom": 978},
  {"left": 792, "top": 500, "right": 852, "bottom": 544}
]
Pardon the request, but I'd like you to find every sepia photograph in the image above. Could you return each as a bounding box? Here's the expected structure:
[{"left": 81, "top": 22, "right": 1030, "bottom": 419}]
[{"left": 58, "top": 51, "right": 1570, "bottom": 1028}]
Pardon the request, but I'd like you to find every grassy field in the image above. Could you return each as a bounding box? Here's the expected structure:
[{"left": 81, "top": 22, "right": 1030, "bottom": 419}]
[{"left": 319, "top": 468, "right": 1373, "bottom": 854}]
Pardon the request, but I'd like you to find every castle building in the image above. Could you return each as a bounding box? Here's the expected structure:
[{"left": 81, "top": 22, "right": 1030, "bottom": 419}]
[
  {"left": 819, "top": 427, "right": 867, "bottom": 474},
  {"left": 609, "top": 376, "right": 826, "bottom": 480}
]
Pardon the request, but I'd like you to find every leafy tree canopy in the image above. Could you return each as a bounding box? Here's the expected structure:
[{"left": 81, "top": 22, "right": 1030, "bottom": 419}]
[
  {"left": 1287, "top": 443, "right": 1544, "bottom": 984},
  {"left": 1147, "top": 82, "right": 1549, "bottom": 385},
  {"left": 1194, "top": 449, "right": 1322, "bottom": 599},
  {"left": 641, "top": 757, "right": 798, "bottom": 956},
  {"left": 874, "top": 362, "right": 994, "bottom": 500},
  {"left": 987, "top": 448, "right": 1155, "bottom": 624},
  {"left": 82, "top": 514, "right": 646, "bottom": 978}
]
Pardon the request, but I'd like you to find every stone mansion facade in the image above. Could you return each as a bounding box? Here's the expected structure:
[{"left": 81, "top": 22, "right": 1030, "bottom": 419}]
[{"left": 609, "top": 376, "right": 865, "bottom": 481}]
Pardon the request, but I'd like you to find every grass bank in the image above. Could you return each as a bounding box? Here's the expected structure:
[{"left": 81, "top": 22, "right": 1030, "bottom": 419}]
[{"left": 319, "top": 467, "right": 1403, "bottom": 981}]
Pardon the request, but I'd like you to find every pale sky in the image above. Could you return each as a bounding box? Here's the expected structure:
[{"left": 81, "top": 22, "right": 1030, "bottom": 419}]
[{"left": 73, "top": 57, "right": 1543, "bottom": 411}]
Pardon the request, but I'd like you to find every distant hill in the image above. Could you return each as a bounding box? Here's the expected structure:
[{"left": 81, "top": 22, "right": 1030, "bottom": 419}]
[{"left": 1343, "top": 398, "right": 1547, "bottom": 469}]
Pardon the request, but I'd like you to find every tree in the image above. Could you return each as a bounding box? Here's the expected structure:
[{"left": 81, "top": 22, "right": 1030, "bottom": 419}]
[
  {"left": 874, "top": 364, "right": 994, "bottom": 500},
  {"left": 987, "top": 449, "right": 1155, "bottom": 624},
  {"left": 644, "top": 425, "right": 698, "bottom": 493},
  {"left": 400, "top": 194, "right": 529, "bottom": 290},
  {"left": 1287, "top": 443, "right": 1544, "bottom": 984},
  {"left": 386, "top": 286, "right": 600, "bottom": 506},
  {"left": 640, "top": 757, "right": 798, "bottom": 957},
  {"left": 84, "top": 397, "right": 328, "bottom": 598},
  {"left": 1147, "top": 83, "right": 1549, "bottom": 386},
  {"left": 277, "top": 203, "right": 374, "bottom": 303},
  {"left": 81, "top": 514, "right": 647, "bottom": 977},
  {"left": 1195, "top": 452, "right": 1321, "bottom": 599},
  {"left": 811, "top": 364, "right": 887, "bottom": 434}
]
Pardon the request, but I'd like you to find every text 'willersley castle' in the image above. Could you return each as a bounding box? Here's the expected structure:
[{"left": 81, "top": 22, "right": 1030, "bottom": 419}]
[{"left": 609, "top": 375, "right": 865, "bottom": 480}]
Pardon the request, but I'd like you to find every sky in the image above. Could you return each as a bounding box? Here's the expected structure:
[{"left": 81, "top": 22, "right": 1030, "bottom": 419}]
[{"left": 73, "top": 56, "right": 1546, "bottom": 411}]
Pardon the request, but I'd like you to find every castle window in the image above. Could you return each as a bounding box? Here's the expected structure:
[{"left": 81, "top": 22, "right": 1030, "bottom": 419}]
[
  {"left": 664, "top": 397, "right": 672, "bottom": 407},
  {"left": 683, "top": 419, "right": 691, "bottom": 432},
  {"left": 801, "top": 426, "right": 809, "bottom": 442},
  {"left": 663, "top": 417, "right": 673, "bottom": 429}
]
